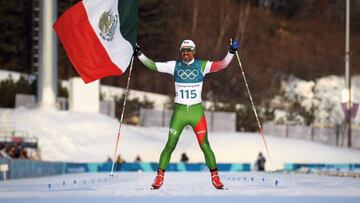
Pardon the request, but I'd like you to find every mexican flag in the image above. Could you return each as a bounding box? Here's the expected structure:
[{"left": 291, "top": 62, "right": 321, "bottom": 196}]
[{"left": 54, "top": 0, "right": 139, "bottom": 83}]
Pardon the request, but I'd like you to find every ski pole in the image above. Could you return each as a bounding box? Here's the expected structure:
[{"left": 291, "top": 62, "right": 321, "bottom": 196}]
[
  {"left": 110, "top": 56, "right": 135, "bottom": 176},
  {"left": 234, "top": 50, "right": 273, "bottom": 163}
]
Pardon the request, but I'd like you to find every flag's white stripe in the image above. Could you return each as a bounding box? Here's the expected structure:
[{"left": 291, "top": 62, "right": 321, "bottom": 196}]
[{"left": 83, "top": 0, "right": 133, "bottom": 72}]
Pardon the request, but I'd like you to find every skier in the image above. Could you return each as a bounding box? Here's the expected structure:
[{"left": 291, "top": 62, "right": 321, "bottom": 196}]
[{"left": 134, "top": 38, "right": 239, "bottom": 189}]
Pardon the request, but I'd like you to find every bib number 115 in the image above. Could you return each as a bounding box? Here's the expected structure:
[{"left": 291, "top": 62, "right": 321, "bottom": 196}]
[{"left": 179, "top": 89, "right": 197, "bottom": 99}]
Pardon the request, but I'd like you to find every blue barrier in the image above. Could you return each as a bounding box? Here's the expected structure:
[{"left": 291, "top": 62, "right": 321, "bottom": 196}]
[
  {"left": 4, "top": 159, "right": 360, "bottom": 181},
  {"left": 0, "top": 158, "right": 251, "bottom": 180},
  {"left": 96, "top": 162, "right": 251, "bottom": 172},
  {"left": 284, "top": 163, "right": 360, "bottom": 172},
  {"left": 0, "top": 159, "right": 65, "bottom": 180}
]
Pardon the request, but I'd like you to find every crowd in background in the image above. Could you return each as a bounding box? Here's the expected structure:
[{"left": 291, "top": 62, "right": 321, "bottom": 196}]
[
  {"left": 1, "top": 142, "right": 267, "bottom": 171},
  {"left": 107, "top": 152, "right": 267, "bottom": 171},
  {"left": 107, "top": 153, "right": 190, "bottom": 165},
  {"left": 0, "top": 143, "right": 30, "bottom": 160}
]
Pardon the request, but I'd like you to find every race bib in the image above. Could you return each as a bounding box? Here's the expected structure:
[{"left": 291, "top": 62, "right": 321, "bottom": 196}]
[{"left": 174, "top": 82, "right": 203, "bottom": 105}]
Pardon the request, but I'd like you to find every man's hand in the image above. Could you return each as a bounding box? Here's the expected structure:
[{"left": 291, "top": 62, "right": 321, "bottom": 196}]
[
  {"left": 229, "top": 38, "right": 239, "bottom": 54},
  {"left": 134, "top": 44, "right": 142, "bottom": 57}
]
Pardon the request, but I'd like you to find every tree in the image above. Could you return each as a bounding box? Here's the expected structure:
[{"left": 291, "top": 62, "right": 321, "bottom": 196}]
[
  {"left": 236, "top": 0, "right": 252, "bottom": 46},
  {"left": 215, "top": 0, "right": 232, "bottom": 53},
  {"left": 0, "top": 0, "right": 32, "bottom": 72},
  {"left": 0, "top": 76, "right": 36, "bottom": 108}
]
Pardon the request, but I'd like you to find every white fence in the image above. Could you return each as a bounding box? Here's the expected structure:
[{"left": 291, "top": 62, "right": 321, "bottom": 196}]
[
  {"left": 263, "top": 123, "right": 360, "bottom": 149},
  {"left": 139, "top": 108, "right": 237, "bottom": 132}
]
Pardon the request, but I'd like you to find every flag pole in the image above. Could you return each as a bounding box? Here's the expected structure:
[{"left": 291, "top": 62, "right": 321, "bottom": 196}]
[
  {"left": 110, "top": 56, "right": 135, "bottom": 176},
  {"left": 234, "top": 51, "right": 273, "bottom": 164}
]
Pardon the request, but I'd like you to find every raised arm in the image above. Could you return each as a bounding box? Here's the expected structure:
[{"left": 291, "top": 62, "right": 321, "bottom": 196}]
[
  {"left": 134, "top": 45, "right": 175, "bottom": 75},
  {"left": 208, "top": 52, "right": 234, "bottom": 73},
  {"left": 203, "top": 38, "right": 239, "bottom": 74},
  {"left": 138, "top": 53, "right": 157, "bottom": 71}
]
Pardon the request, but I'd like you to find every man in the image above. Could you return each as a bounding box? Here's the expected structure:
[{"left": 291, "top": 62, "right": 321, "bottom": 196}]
[
  {"left": 180, "top": 152, "right": 189, "bottom": 163},
  {"left": 255, "top": 152, "right": 266, "bottom": 171},
  {"left": 134, "top": 38, "right": 239, "bottom": 189}
]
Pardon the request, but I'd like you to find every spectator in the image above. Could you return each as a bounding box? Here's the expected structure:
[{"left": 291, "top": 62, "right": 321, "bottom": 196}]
[
  {"left": 180, "top": 152, "right": 189, "bottom": 163},
  {"left": 116, "top": 155, "right": 125, "bottom": 171},
  {"left": 20, "top": 147, "right": 29, "bottom": 159},
  {"left": 117, "top": 155, "right": 125, "bottom": 164},
  {"left": 0, "top": 144, "right": 31, "bottom": 160},
  {"left": 106, "top": 156, "right": 112, "bottom": 163},
  {"left": 0, "top": 144, "right": 8, "bottom": 159},
  {"left": 6, "top": 145, "right": 15, "bottom": 158},
  {"left": 255, "top": 152, "right": 266, "bottom": 171},
  {"left": 13, "top": 144, "right": 21, "bottom": 159},
  {"left": 135, "top": 155, "right": 142, "bottom": 162}
]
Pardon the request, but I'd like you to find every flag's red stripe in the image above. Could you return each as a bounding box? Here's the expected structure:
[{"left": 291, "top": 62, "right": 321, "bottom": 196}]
[{"left": 53, "top": 2, "right": 122, "bottom": 83}]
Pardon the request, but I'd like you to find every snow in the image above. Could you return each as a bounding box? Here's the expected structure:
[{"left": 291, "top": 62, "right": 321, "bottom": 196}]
[
  {"left": 2, "top": 107, "right": 360, "bottom": 170},
  {"left": 274, "top": 75, "right": 360, "bottom": 125},
  {"left": 1, "top": 93, "right": 360, "bottom": 202},
  {"left": 313, "top": 76, "right": 345, "bottom": 124},
  {"left": 282, "top": 76, "right": 315, "bottom": 112},
  {"left": 0, "top": 172, "right": 360, "bottom": 203}
]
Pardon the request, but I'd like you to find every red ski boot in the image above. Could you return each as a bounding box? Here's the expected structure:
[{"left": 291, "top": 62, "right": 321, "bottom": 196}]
[
  {"left": 211, "top": 170, "right": 224, "bottom": 189},
  {"left": 151, "top": 169, "right": 165, "bottom": 189}
]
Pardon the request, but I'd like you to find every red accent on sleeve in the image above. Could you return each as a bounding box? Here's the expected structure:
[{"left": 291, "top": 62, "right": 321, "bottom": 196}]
[
  {"left": 208, "top": 52, "right": 234, "bottom": 73},
  {"left": 210, "top": 61, "right": 225, "bottom": 73}
]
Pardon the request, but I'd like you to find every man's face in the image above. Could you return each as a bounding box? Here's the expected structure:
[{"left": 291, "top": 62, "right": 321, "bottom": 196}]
[{"left": 181, "top": 47, "right": 195, "bottom": 63}]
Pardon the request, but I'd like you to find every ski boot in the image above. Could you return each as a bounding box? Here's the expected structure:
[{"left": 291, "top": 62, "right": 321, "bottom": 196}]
[
  {"left": 151, "top": 169, "right": 165, "bottom": 189},
  {"left": 211, "top": 169, "right": 224, "bottom": 189}
]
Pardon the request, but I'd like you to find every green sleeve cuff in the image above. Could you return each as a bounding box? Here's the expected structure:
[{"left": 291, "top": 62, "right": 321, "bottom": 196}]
[{"left": 138, "top": 54, "right": 157, "bottom": 71}]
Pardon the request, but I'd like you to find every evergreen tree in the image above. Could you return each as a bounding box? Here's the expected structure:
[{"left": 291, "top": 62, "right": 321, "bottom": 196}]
[{"left": 0, "top": 0, "right": 32, "bottom": 72}]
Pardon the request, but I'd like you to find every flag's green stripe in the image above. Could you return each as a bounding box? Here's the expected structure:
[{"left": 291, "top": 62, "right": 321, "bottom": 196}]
[{"left": 118, "top": 0, "right": 139, "bottom": 49}]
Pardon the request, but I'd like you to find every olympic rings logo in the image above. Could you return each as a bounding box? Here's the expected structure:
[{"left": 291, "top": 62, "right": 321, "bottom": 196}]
[{"left": 177, "top": 69, "right": 199, "bottom": 80}]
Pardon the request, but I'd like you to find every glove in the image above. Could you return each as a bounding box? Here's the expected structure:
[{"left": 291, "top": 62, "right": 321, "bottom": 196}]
[
  {"left": 228, "top": 38, "right": 239, "bottom": 54},
  {"left": 133, "top": 44, "right": 142, "bottom": 57}
]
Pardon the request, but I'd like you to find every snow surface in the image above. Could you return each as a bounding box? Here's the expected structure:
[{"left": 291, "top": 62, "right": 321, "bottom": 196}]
[
  {"left": 276, "top": 75, "right": 360, "bottom": 125},
  {"left": 1, "top": 98, "right": 360, "bottom": 202},
  {"left": 0, "top": 172, "right": 360, "bottom": 203},
  {"left": 2, "top": 108, "right": 360, "bottom": 170}
]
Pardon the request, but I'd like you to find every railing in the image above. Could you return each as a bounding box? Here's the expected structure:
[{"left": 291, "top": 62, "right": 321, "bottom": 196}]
[
  {"left": 263, "top": 123, "right": 360, "bottom": 149},
  {"left": 0, "top": 131, "right": 38, "bottom": 148},
  {"left": 139, "top": 108, "right": 237, "bottom": 132}
]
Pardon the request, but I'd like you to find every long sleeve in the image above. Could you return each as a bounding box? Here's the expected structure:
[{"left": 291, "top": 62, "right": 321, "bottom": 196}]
[
  {"left": 138, "top": 53, "right": 176, "bottom": 75},
  {"left": 203, "top": 51, "right": 234, "bottom": 75}
]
